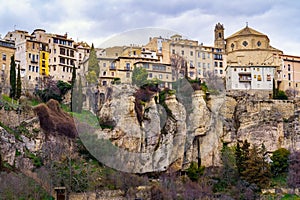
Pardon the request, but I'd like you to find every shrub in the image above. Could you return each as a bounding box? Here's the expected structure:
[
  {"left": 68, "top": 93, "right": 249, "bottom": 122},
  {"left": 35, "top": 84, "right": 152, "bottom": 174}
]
[
  {"left": 270, "top": 148, "right": 290, "bottom": 176},
  {"left": 186, "top": 162, "right": 205, "bottom": 182}
]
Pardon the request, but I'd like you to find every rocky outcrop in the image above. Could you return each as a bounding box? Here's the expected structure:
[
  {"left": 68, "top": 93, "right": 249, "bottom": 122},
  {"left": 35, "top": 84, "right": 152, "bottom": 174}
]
[{"left": 89, "top": 85, "right": 300, "bottom": 172}]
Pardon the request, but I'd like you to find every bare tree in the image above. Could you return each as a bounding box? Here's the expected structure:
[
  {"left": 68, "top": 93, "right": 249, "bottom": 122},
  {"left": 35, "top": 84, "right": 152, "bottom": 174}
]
[{"left": 170, "top": 53, "right": 187, "bottom": 80}]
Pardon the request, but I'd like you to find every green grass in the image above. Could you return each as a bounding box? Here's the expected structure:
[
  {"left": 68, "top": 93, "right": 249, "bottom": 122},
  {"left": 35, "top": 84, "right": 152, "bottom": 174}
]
[
  {"left": 72, "top": 110, "right": 99, "bottom": 128},
  {"left": 281, "top": 194, "right": 300, "bottom": 200},
  {"left": 1, "top": 94, "right": 18, "bottom": 104}
]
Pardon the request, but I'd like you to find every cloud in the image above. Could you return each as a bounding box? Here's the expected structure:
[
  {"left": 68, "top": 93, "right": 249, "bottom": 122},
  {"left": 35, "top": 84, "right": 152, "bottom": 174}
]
[{"left": 0, "top": 0, "right": 300, "bottom": 55}]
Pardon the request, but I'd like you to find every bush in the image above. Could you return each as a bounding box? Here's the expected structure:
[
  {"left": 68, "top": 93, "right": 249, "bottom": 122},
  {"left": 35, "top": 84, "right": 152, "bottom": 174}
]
[
  {"left": 186, "top": 162, "right": 205, "bottom": 182},
  {"left": 271, "top": 148, "right": 290, "bottom": 176}
]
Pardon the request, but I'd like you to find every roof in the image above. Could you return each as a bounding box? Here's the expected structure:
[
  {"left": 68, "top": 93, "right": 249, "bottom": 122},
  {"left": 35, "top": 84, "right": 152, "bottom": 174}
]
[{"left": 226, "top": 26, "right": 267, "bottom": 39}]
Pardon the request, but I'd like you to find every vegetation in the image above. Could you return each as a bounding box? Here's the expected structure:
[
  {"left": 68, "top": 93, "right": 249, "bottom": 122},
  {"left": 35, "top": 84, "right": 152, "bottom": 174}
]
[
  {"left": 36, "top": 77, "right": 71, "bottom": 102},
  {"left": 86, "top": 43, "right": 99, "bottom": 84},
  {"left": 16, "top": 63, "right": 22, "bottom": 99},
  {"left": 186, "top": 161, "right": 205, "bottom": 182},
  {"left": 132, "top": 66, "right": 148, "bottom": 87},
  {"left": 271, "top": 148, "right": 290, "bottom": 177},
  {"left": 9, "top": 55, "right": 16, "bottom": 99}
]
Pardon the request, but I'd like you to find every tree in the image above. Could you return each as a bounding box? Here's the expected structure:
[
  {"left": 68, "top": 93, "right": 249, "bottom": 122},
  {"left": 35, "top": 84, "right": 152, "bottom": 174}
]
[
  {"left": 220, "top": 144, "right": 238, "bottom": 186},
  {"left": 186, "top": 161, "right": 205, "bottom": 182},
  {"left": 72, "top": 76, "right": 83, "bottom": 113},
  {"left": 87, "top": 43, "right": 99, "bottom": 84},
  {"left": 9, "top": 55, "right": 16, "bottom": 98},
  {"left": 71, "top": 66, "right": 76, "bottom": 112},
  {"left": 205, "top": 71, "right": 225, "bottom": 94},
  {"left": 170, "top": 53, "right": 187, "bottom": 80},
  {"left": 241, "top": 144, "right": 271, "bottom": 188},
  {"left": 16, "top": 63, "right": 22, "bottom": 99},
  {"left": 235, "top": 140, "right": 250, "bottom": 175},
  {"left": 132, "top": 66, "right": 148, "bottom": 87},
  {"left": 270, "top": 148, "right": 290, "bottom": 176}
]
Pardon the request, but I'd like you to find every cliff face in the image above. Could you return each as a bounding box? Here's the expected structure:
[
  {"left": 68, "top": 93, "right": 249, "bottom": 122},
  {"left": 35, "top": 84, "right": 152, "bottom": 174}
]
[
  {"left": 1, "top": 86, "right": 299, "bottom": 174},
  {"left": 93, "top": 85, "right": 300, "bottom": 172}
]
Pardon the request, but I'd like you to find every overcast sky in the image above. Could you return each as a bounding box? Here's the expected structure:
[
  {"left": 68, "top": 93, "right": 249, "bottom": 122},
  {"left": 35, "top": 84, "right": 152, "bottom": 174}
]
[{"left": 0, "top": 0, "right": 300, "bottom": 55}]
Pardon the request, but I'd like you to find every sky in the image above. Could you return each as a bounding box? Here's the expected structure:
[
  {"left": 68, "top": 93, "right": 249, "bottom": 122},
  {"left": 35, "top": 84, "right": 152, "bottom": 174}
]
[{"left": 0, "top": 0, "right": 300, "bottom": 55}]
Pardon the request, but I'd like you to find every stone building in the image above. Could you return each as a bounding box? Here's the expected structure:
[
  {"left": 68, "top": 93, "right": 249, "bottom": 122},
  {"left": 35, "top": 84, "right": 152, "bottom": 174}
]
[
  {"left": 225, "top": 25, "right": 283, "bottom": 91},
  {"left": 277, "top": 54, "right": 300, "bottom": 97}
]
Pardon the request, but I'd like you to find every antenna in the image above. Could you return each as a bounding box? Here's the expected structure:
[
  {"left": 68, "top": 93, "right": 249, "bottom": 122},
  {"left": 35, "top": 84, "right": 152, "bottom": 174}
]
[{"left": 246, "top": 22, "right": 248, "bottom": 27}]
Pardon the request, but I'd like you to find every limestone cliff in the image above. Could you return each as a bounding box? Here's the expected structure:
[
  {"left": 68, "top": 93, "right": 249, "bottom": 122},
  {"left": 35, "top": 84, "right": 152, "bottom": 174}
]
[{"left": 91, "top": 85, "right": 300, "bottom": 172}]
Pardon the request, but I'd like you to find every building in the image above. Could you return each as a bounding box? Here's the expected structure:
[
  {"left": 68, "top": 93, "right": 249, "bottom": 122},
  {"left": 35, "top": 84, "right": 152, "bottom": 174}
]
[
  {"left": 96, "top": 45, "right": 173, "bottom": 88},
  {"left": 5, "top": 29, "right": 77, "bottom": 88},
  {"left": 0, "top": 39, "right": 15, "bottom": 94},
  {"left": 277, "top": 54, "right": 300, "bottom": 97},
  {"left": 225, "top": 25, "right": 282, "bottom": 91}
]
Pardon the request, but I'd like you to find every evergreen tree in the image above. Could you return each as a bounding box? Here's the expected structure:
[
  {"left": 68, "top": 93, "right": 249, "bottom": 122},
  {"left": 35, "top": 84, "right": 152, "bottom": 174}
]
[
  {"left": 241, "top": 144, "right": 271, "bottom": 188},
  {"left": 77, "top": 76, "right": 83, "bottom": 113},
  {"left": 87, "top": 43, "right": 99, "bottom": 84},
  {"left": 16, "top": 63, "right": 22, "bottom": 99},
  {"left": 9, "top": 55, "right": 16, "bottom": 98},
  {"left": 132, "top": 66, "right": 148, "bottom": 87},
  {"left": 71, "top": 66, "right": 76, "bottom": 112},
  {"left": 220, "top": 144, "right": 238, "bottom": 187},
  {"left": 235, "top": 140, "right": 250, "bottom": 175}
]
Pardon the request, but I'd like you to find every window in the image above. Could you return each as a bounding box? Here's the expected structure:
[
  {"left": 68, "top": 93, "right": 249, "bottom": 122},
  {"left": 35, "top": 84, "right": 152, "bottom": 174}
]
[
  {"left": 190, "top": 51, "right": 193, "bottom": 56},
  {"left": 2, "top": 53, "right": 6, "bottom": 61},
  {"left": 42, "top": 53, "right": 46, "bottom": 59},
  {"left": 54, "top": 49, "right": 56, "bottom": 54},
  {"left": 288, "top": 64, "right": 291, "bottom": 71},
  {"left": 190, "top": 61, "right": 193, "bottom": 67},
  {"left": 103, "top": 63, "right": 106, "bottom": 67},
  {"left": 257, "top": 41, "right": 261, "bottom": 47},
  {"left": 288, "top": 73, "right": 291, "bottom": 80},
  {"left": 54, "top": 57, "right": 56, "bottom": 62},
  {"left": 102, "top": 81, "right": 107, "bottom": 86},
  {"left": 243, "top": 41, "right": 248, "bottom": 47},
  {"left": 207, "top": 63, "right": 210, "bottom": 68},
  {"left": 231, "top": 43, "right": 234, "bottom": 50},
  {"left": 29, "top": 75, "right": 31, "bottom": 80},
  {"left": 198, "top": 52, "right": 201, "bottom": 58},
  {"left": 29, "top": 65, "right": 31, "bottom": 71},
  {"left": 103, "top": 71, "right": 106, "bottom": 76},
  {"left": 2, "top": 64, "right": 5, "bottom": 70},
  {"left": 32, "top": 66, "right": 35, "bottom": 72},
  {"left": 126, "top": 63, "right": 130, "bottom": 70},
  {"left": 219, "top": 62, "right": 223, "bottom": 68},
  {"left": 166, "top": 75, "right": 169, "bottom": 79},
  {"left": 289, "top": 82, "right": 291, "bottom": 87},
  {"left": 220, "top": 69, "right": 223, "bottom": 74},
  {"left": 36, "top": 67, "right": 38, "bottom": 73},
  {"left": 234, "top": 68, "right": 237, "bottom": 71},
  {"left": 267, "top": 74, "right": 271, "bottom": 81},
  {"left": 171, "top": 49, "right": 175, "bottom": 54},
  {"left": 202, "top": 53, "right": 205, "bottom": 59},
  {"left": 33, "top": 43, "right": 35, "bottom": 49},
  {"left": 257, "top": 75, "right": 262, "bottom": 81},
  {"left": 159, "top": 74, "right": 163, "bottom": 79},
  {"left": 126, "top": 72, "right": 130, "bottom": 78},
  {"left": 111, "top": 72, "right": 114, "bottom": 76},
  {"left": 181, "top": 50, "right": 184, "bottom": 56},
  {"left": 214, "top": 62, "right": 218, "bottom": 67},
  {"left": 63, "top": 67, "right": 65, "bottom": 72},
  {"left": 29, "top": 53, "right": 31, "bottom": 59},
  {"left": 203, "top": 63, "right": 206, "bottom": 68},
  {"left": 254, "top": 75, "right": 256, "bottom": 78},
  {"left": 198, "top": 62, "right": 201, "bottom": 67},
  {"left": 207, "top": 53, "right": 210, "bottom": 58}
]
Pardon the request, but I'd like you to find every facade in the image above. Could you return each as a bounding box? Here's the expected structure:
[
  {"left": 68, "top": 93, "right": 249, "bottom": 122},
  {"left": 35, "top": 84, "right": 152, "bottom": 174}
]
[
  {"left": 0, "top": 39, "right": 15, "bottom": 94},
  {"left": 96, "top": 45, "right": 173, "bottom": 88},
  {"left": 225, "top": 25, "right": 282, "bottom": 91},
  {"left": 277, "top": 54, "right": 300, "bottom": 97}
]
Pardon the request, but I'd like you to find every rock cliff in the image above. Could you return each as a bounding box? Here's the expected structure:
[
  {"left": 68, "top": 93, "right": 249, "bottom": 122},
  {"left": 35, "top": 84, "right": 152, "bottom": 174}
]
[{"left": 88, "top": 85, "right": 300, "bottom": 173}]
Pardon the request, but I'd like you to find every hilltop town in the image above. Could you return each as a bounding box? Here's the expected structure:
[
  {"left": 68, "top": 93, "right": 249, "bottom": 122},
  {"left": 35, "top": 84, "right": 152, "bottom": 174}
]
[
  {"left": 0, "top": 23, "right": 299, "bottom": 200},
  {"left": 1, "top": 23, "right": 299, "bottom": 99}
]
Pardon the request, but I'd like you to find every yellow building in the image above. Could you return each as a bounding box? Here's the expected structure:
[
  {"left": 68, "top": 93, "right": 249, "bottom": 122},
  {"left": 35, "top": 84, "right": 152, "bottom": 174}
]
[
  {"left": 40, "top": 49, "right": 49, "bottom": 76},
  {"left": 0, "top": 39, "right": 15, "bottom": 94}
]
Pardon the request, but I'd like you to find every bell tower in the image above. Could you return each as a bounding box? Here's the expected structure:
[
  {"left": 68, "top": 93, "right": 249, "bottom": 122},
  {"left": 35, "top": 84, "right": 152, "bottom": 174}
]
[{"left": 214, "top": 23, "right": 225, "bottom": 49}]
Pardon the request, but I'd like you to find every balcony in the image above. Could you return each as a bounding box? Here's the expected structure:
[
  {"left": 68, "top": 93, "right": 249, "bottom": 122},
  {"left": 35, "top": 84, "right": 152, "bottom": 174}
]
[
  {"left": 239, "top": 75, "right": 251, "bottom": 82},
  {"left": 124, "top": 66, "right": 131, "bottom": 71},
  {"left": 110, "top": 65, "right": 116, "bottom": 70}
]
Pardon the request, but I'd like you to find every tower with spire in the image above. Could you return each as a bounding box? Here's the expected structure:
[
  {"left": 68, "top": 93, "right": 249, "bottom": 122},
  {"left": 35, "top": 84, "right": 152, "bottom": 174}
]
[{"left": 214, "top": 23, "right": 225, "bottom": 49}]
